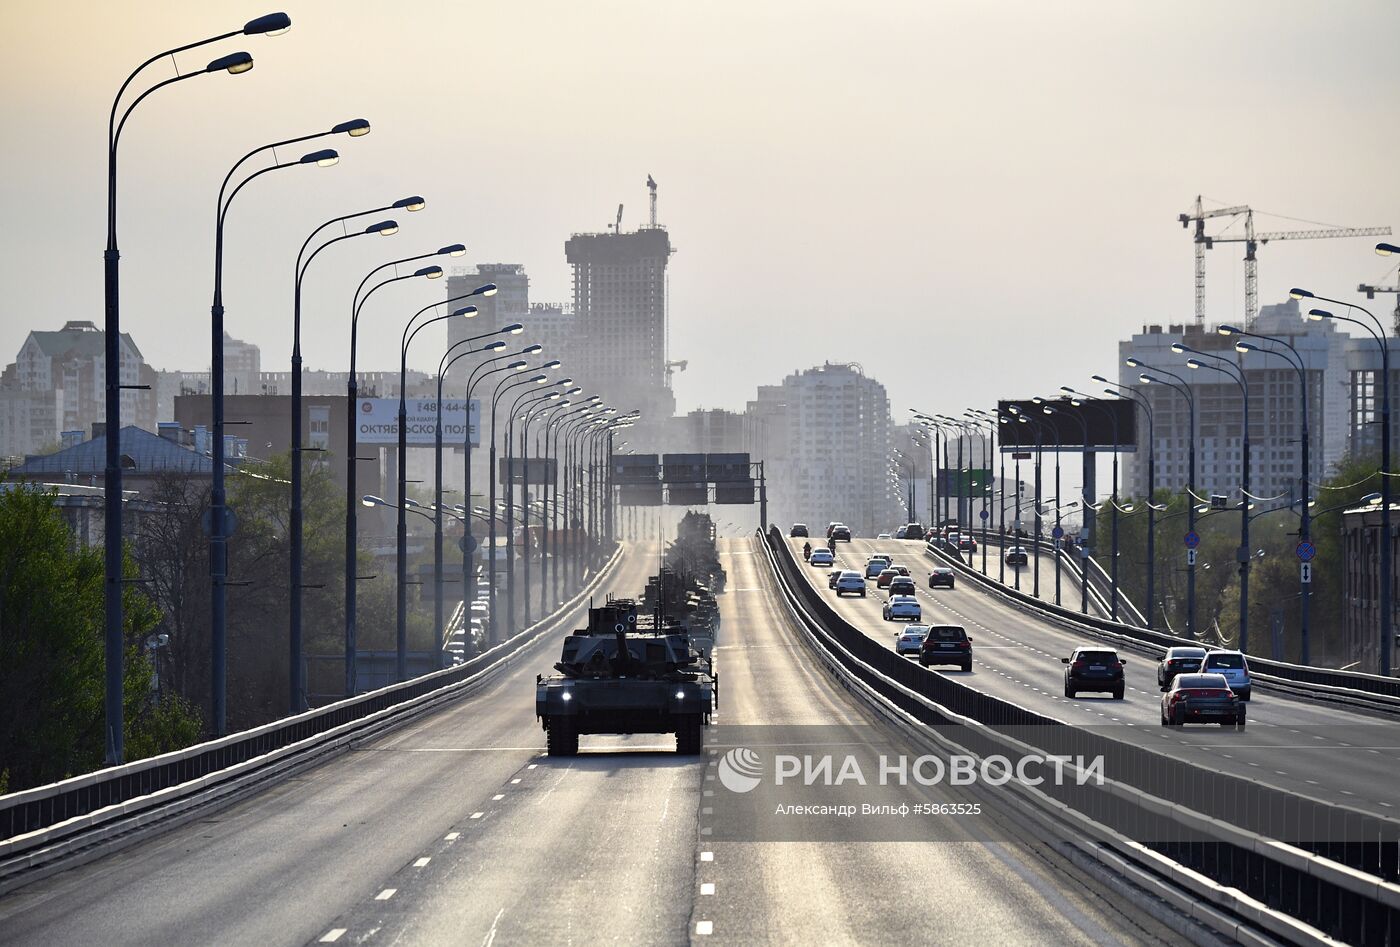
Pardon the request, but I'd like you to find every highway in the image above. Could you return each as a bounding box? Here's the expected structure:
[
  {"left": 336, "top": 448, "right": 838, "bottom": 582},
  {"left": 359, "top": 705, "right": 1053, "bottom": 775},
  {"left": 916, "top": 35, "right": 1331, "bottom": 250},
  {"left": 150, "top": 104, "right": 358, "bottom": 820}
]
[
  {"left": 791, "top": 536, "right": 1400, "bottom": 819},
  {"left": 0, "top": 539, "right": 1184, "bottom": 946}
]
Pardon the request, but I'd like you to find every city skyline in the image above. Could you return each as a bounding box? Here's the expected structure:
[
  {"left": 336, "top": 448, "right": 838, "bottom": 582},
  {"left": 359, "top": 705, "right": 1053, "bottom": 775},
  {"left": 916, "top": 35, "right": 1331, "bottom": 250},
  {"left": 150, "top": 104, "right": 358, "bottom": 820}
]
[{"left": 1, "top": 1, "right": 1397, "bottom": 425}]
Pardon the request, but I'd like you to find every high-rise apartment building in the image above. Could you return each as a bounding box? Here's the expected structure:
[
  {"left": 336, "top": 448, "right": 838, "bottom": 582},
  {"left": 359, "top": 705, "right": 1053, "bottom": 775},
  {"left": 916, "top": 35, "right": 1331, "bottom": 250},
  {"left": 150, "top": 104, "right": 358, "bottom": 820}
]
[
  {"left": 1118, "top": 298, "right": 1347, "bottom": 504},
  {"left": 446, "top": 264, "right": 531, "bottom": 390},
  {"left": 746, "top": 362, "right": 901, "bottom": 536}
]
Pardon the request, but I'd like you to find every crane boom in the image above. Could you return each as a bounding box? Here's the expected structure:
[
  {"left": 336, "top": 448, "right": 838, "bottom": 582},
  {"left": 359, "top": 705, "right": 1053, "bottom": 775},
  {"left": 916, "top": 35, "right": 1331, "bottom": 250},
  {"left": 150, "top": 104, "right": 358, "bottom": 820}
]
[{"left": 1179, "top": 197, "right": 1251, "bottom": 324}]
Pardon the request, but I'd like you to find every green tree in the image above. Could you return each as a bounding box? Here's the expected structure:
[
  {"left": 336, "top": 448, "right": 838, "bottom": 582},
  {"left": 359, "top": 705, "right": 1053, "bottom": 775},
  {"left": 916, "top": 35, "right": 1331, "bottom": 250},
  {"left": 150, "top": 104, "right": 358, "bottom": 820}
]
[{"left": 0, "top": 483, "right": 201, "bottom": 792}]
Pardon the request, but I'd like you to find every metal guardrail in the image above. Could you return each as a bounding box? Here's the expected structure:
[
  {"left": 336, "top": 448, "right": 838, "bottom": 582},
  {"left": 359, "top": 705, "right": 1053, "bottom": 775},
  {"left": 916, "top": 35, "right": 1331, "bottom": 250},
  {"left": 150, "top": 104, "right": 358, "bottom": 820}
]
[
  {"left": 766, "top": 528, "right": 1400, "bottom": 945},
  {"left": 0, "top": 544, "right": 625, "bottom": 858},
  {"left": 923, "top": 537, "right": 1400, "bottom": 703}
]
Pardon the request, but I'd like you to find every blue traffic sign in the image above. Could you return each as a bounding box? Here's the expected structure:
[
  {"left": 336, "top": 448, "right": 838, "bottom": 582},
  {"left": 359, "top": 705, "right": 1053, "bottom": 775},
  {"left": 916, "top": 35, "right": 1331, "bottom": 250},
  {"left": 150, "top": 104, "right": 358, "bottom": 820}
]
[
  {"left": 1051, "top": 525, "right": 1064, "bottom": 539},
  {"left": 979, "top": 510, "right": 989, "bottom": 521},
  {"left": 1184, "top": 530, "right": 1200, "bottom": 550},
  {"left": 1296, "top": 541, "right": 1316, "bottom": 563}
]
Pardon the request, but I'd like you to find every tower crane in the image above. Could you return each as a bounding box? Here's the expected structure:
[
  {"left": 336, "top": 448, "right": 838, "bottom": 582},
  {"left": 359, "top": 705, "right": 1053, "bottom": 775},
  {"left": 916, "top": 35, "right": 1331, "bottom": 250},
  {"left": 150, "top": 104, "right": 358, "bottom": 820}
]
[
  {"left": 1358, "top": 274, "right": 1400, "bottom": 335},
  {"left": 1205, "top": 209, "right": 1390, "bottom": 328},
  {"left": 1179, "top": 196, "right": 1250, "bottom": 325},
  {"left": 647, "top": 174, "right": 657, "bottom": 228}
]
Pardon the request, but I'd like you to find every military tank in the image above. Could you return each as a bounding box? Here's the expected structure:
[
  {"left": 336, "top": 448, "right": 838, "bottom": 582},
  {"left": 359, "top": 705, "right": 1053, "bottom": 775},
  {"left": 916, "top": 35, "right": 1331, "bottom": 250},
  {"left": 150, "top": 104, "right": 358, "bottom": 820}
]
[{"left": 536, "top": 597, "right": 717, "bottom": 756}]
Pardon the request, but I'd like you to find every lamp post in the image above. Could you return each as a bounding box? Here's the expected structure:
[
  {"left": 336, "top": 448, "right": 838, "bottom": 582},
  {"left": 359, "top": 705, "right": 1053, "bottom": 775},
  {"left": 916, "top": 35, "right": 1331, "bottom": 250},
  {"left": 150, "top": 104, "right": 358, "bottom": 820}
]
[
  {"left": 392, "top": 286, "right": 498, "bottom": 681},
  {"left": 287, "top": 209, "right": 407, "bottom": 713},
  {"left": 1097, "top": 376, "right": 1156, "bottom": 630},
  {"left": 431, "top": 330, "right": 519, "bottom": 668},
  {"left": 1039, "top": 399, "right": 1090, "bottom": 613},
  {"left": 527, "top": 392, "right": 578, "bottom": 619},
  {"left": 343, "top": 250, "right": 458, "bottom": 696},
  {"left": 1063, "top": 387, "right": 1124, "bottom": 622},
  {"left": 1294, "top": 280, "right": 1392, "bottom": 676},
  {"left": 105, "top": 29, "right": 280, "bottom": 757},
  {"left": 505, "top": 375, "right": 565, "bottom": 633},
  {"left": 1123, "top": 361, "right": 1197, "bottom": 639},
  {"left": 1030, "top": 400, "right": 1066, "bottom": 605},
  {"left": 1176, "top": 345, "right": 1251, "bottom": 650},
  {"left": 551, "top": 404, "right": 602, "bottom": 604},
  {"left": 1008, "top": 408, "right": 1046, "bottom": 599},
  {"left": 965, "top": 410, "right": 995, "bottom": 575},
  {"left": 488, "top": 367, "right": 554, "bottom": 644},
  {"left": 516, "top": 386, "right": 569, "bottom": 625},
  {"left": 210, "top": 127, "right": 358, "bottom": 736},
  {"left": 1218, "top": 326, "right": 1312, "bottom": 659},
  {"left": 103, "top": 15, "right": 280, "bottom": 764}
]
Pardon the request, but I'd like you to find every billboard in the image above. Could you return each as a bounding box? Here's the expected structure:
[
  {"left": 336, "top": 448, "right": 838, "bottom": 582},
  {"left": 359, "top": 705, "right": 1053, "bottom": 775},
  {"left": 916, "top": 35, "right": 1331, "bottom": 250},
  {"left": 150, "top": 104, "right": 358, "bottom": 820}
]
[
  {"left": 499, "top": 457, "right": 557, "bottom": 485},
  {"left": 706, "top": 453, "right": 751, "bottom": 482},
  {"left": 357, "top": 398, "right": 479, "bottom": 446},
  {"left": 614, "top": 454, "right": 661, "bottom": 484},
  {"left": 996, "top": 398, "right": 1136, "bottom": 452},
  {"left": 714, "top": 480, "right": 756, "bottom": 504},
  {"left": 667, "top": 483, "right": 709, "bottom": 505},
  {"left": 619, "top": 483, "right": 664, "bottom": 506},
  {"left": 662, "top": 453, "right": 706, "bottom": 483}
]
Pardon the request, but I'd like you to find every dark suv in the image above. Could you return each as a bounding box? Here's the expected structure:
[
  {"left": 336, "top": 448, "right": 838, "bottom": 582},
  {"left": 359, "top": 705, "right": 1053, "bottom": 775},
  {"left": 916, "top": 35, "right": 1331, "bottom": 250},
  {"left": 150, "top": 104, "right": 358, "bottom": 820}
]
[
  {"left": 790, "top": 523, "right": 809, "bottom": 538},
  {"left": 1062, "top": 647, "right": 1125, "bottom": 699},
  {"left": 830, "top": 525, "right": 851, "bottom": 542},
  {"left": 1157, "top": 646, "right": 1207, "bottom": 691},
  {"left": 919, "top": 625, "right": 973, "bottom": 671},
  {"left": 888, "top": 576, "right": 916, "bottom": 597},
  {"left": 902, "top": 523, "right": 925, "bottom": 541}
]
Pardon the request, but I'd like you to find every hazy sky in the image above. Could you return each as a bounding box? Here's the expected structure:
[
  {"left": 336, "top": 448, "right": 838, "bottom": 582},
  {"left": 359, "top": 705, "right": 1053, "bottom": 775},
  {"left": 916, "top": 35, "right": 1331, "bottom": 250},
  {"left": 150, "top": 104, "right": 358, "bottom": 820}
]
[{"left": 3, "top": 0, "right": 1398, "bottom": 431}]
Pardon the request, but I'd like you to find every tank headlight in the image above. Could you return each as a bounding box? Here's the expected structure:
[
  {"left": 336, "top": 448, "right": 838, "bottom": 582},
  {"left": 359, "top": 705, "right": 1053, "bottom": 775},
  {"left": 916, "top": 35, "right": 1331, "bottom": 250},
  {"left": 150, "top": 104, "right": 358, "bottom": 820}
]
[
  {"left": 561, "top": 691, "right": 572, "bottom": 702},
  {"left": 675, "top": 690, "right": 685, "bottom": 699}
]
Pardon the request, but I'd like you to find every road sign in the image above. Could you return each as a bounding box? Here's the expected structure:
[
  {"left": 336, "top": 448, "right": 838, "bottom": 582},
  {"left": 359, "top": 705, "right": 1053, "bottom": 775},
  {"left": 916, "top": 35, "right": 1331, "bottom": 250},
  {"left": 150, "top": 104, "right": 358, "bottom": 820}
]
[
  {"left": 1296, "top": 541, "right": 1316, "bottom": 563},
  {"left": 979, "top": 510, "right": 989, "bottom": 521},
  {"left": 1184, "top": 530, "right": 1200, "bottom": 550},
  {"left": 1187, "top": 549, "right": 1197, "bottom": 566},
  {"left": 1301, "top": 562, "right": 1313, "bottom": 584},
  {"left": 1052, "top": 525, "right": 1064, "bottom": 539},
  {"left": 458, "top": 535, "right": 478, "bottom": 554}
]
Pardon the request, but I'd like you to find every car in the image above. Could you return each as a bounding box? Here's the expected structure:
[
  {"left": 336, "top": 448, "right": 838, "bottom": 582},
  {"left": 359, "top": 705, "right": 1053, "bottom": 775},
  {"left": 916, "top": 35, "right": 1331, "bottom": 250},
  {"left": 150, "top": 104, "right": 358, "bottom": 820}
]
[
  {"left": 957, "top": 535, "right": 977, "bottom": 552},
  {"left": 826, "top": 522, "right": 844, "bottom": 538},
  {"left": 919, "top": 625, "right": 973, "bottom": 670},
  {"left": 902, "top": 523, "right": 926, "bottom": 541},
  {"left": 878, "top": 532, "right": 893, "bottom": 540},
  {"left": 945, "top": 532, "right": 960, "bottom": 549},
  {"left": 828, "top": 569, "right": 844, "bottom": 589},
  {"left": 865, "top": 557, "right": 891, "bottom": 579},
  {"left": 790, "top": 523, "right": 810, "bottom": 538},
  {"left": 1161, "top": 673, "right": 1245, "bottom": 728},
  {"left": 1157, "top": 646, "right": 1208, "bottom": 691},
  {"left": 810, "top": 548, "right": 834, "bottom": 567},
  {"left": 876, "top": 568, "right": 900, "bottom": 589},
  {"left": 892, "top": 565, "right": 911, "bottom": 577},
  {"left": 888, "top": 576, "right": 916, "bottom": 597},
  {"left": 1005, "top": 547, "right": 1029, "bottom": 567},
  {"left": 882, "top": 594, "right": 922, "bottom": 622},
  {"left": 831, "top": 525, "right": 852, "bottom": 542},
  {"left": 895, "top": 624, "right": 931, "bottom": 656},
  {"left": 834, "top": 571, "right": 866, "bottom": 596},
  {"left": 1198, "top": 650, "right": 1251, "bottom": 701},
  {"left": 928, "top": 566, "right": 955, "bottom": 589},
  {"left": 893, "top": 526, "right": 907, "bottom": 539},
  {"left": 1062, "top": 647, "right": 1126, "bottom": 699}
]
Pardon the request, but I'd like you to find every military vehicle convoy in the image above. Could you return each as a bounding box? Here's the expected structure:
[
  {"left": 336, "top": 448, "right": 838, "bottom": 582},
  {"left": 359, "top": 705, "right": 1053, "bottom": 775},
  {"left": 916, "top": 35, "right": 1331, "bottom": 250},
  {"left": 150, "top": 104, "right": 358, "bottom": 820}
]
[{"left": 536, "top": 597, "right": 717, "bottom": 755}]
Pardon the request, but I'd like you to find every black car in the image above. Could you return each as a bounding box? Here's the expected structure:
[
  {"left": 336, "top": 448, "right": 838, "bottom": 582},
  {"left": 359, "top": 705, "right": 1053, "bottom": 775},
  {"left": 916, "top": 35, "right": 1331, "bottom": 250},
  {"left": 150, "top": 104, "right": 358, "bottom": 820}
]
[
  {"left": 827, "top": 569, "right": 843, "bottom": 589},
  {"left": 902, "top": 523, "right": 926, "bottom": 541},
  {"left": 1161, "top": 673, "right": 1245, "bottom": 728},
  {"left": 831, "top": 526, "right": 852, "bottom": 542},
  {"left": 790, "top": 523, "right": 809, "bottom": 538},
  {"left": 1062, "top": 647, "right": 1125, "bottom": 699},
  {"left": 1157, "top": 646, "right": 1208, "bottom": 691},
  {"left": 919, "top": 625, "right": 973, "bottom": 671},
  {"left": 928, "top": 566, "right": 955, "bottom": 589},
  {"left": 888, "top": 576, "right": 916, "bottom": 597}
]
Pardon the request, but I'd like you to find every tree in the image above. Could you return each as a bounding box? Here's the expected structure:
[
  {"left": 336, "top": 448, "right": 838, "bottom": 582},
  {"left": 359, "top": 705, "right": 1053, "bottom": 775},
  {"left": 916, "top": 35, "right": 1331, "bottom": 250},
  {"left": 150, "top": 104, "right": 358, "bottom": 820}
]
[{"left": 0, "top": 483, "right": 200, "bottom": 792}]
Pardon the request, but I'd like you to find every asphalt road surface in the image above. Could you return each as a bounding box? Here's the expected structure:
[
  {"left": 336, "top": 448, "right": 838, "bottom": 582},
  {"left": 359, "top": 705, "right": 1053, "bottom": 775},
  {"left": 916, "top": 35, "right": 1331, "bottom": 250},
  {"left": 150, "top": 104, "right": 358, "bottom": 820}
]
[{"left": 0, "top": 539, "right": 1186, "bottom": 946}]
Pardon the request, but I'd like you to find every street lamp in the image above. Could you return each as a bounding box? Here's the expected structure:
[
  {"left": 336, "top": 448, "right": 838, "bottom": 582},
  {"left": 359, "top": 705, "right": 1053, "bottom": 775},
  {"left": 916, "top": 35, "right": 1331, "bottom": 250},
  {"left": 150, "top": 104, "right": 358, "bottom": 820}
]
[
  {"left": 504, "top": 374, "right": 565, "bottom": 633},
  {"left": 525, "top": 392, "right": 577, "bottom": 618},
  {"left": 286, "top": 211, "right": 405, "bottom": 714},
  {"left": 488, "top": 366, "right": 555, "bottom": 643},
  {"left": 101, "top": 12, "right": 280, "bottom": 765},
  {"left": 1039, "top": 399, "right": 1090, "bottom": 613},
  {"left": 393, "top": 284, "right": 497, "bottom": 681},
  {"left": 1294, "top": 283, "right": 1392, "bottom": 675},
  {"left": 515, "top": 385, "right": 569, "bottom": 626},
  {"left": 550, "top": 403, "right": 602, "bottom": 603},
  {"left": 1007, "top": 407, "right": 1047, "bottom": 598},
  {"left": 209, "top": 126, "right": 359, "bottom": 737},
  {"left": 343, "top": 252, "right": 455, "bottom": 697},
  {"left": 1061, "top": 387, "right": 1124, "bottom": 620},
  {"left": 1223, "top": 325, "right": 1314, "bottom": 661},
  {"left": 1095, "top": 374, "right": 1156, "bottom": 629},
  {"left": 1124, "top": 359, "right": 1198, "bottom": 639},
  {"left": 1177, "top": 344, "right": 1253, "bottom": 651}
]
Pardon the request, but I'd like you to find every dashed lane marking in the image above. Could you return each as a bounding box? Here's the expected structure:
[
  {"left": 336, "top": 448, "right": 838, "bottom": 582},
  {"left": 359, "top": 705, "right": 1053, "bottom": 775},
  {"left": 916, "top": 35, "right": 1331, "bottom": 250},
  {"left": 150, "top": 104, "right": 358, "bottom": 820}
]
[
  {"left": 413, "top": 857, "right": 431, "bottom": 868},
  {"left": 319, "top": 931, "right": 346, "bottom": 943},
  {"left": 375, "top": 888, "right": 397, "bottom": 901},
  {"left": 696, "top": 921, "right": 714, "bottom": 935},
  {"left": 701, "top": 883, "right": 716, "bottom": 895}
]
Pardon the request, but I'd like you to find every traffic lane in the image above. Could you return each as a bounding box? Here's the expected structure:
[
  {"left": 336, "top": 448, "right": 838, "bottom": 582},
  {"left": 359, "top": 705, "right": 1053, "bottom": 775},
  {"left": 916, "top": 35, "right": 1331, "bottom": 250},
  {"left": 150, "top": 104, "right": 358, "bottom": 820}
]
[
  {"left": 807, "top": 538, "right": 1400, "bottom": 817},
  {"left": 0, "top": 545, "right": 661, "bottom": 947},
  {"left": 706, "top": 539, "right": 1176, "bottom": 946},
  {"left": 319, "top": 748, "right": 700, "bottom": 946}
]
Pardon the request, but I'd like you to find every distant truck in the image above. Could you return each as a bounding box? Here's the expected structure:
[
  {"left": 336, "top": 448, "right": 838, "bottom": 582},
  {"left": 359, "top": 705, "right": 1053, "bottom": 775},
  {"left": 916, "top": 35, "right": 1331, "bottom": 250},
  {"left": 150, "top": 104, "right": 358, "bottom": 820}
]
[{"left": 536, "top": 599, "right": 717, "bottom": 755}]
